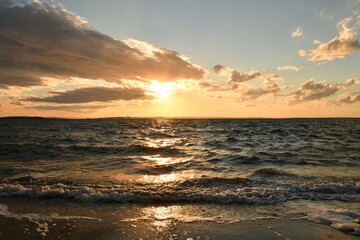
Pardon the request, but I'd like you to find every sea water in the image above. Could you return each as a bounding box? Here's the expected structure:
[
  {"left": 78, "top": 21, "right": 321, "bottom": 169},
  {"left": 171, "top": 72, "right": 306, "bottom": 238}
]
[{"left": 0, "top": 117, "right": 359, "bottom": 236}]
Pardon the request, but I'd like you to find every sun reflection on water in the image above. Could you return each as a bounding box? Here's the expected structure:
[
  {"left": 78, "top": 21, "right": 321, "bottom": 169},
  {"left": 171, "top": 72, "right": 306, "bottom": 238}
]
[
  {"left": 142, "top": 154, "right": 188, "bottom": 165},
  {"left": 145, "top": 137, "right": 180, "bottom": 148},
  {"left": 142, "top": 205, "right": 183, "bottom": 231},
  {"left": 142, "top": 172, "right": 194, "bottom": 183}
]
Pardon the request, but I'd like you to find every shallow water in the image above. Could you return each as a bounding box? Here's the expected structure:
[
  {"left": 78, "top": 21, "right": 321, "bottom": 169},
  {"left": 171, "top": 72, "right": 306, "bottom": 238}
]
[{"left": 0, "top": 117, "right": 359, "bottom": 236}]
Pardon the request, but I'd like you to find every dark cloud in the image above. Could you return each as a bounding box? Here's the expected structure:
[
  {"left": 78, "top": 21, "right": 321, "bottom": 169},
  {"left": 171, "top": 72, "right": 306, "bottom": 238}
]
[
  {"left": 229, "top": 70, "right": 264, "bottom": 84},
  {"left": 213, "top": 64, "right": 264, "bottom": 84},
  {"left": 238, "top": 74, "right": 282, "bottom": 101},
  {"left": 288, "top": 78, "right": 359, "bottom": 104},
  {"left": 0, "top": 0, "right": 206, "bottom": 88},
  {"left": 213, "top": 65, "right": 227, "bottom": 74},
  {"left": 24, "top": 87, "right": 154, "bottom": 103},
  {"left": 0, "top": 70, "right": 44, "bottom": 88}
]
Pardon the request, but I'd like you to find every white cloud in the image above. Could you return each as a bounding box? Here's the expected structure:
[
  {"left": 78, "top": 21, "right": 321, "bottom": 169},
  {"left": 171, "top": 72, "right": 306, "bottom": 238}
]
[
  {"left": 292, "top": 26, "right": 303, "bottom": 37},
  {"left": 277, "top": 65, "right": 303, "bottom": 72},
  {"left": 299, "top": 17, "right": 360, "bottom": 63}
]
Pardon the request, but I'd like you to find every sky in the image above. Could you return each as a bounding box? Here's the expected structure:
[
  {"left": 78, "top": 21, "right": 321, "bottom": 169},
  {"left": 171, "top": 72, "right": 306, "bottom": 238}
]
[{"left": 0, "top": 0, "right": 360, "bottom": 118}]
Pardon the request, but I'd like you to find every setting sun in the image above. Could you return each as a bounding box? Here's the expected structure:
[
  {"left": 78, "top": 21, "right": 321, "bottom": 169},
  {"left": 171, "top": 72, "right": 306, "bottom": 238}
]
[{"left": 147, "top": 81, "right": 176, "bottom": 99}]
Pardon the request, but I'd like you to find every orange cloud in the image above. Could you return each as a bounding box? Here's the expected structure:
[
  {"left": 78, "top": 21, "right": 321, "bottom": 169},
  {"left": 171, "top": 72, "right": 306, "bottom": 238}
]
[
  {"left": 335, "top": 92, "right": 360, "bottom": 104},
  {"left": 198, "top": 82, "right": 232, "bottom": 92}
]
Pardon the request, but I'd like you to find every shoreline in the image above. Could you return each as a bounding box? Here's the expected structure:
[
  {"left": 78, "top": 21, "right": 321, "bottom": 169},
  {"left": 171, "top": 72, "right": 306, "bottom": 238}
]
[{"left": 0, "top": 198, "right": 359, "bottom": 239}]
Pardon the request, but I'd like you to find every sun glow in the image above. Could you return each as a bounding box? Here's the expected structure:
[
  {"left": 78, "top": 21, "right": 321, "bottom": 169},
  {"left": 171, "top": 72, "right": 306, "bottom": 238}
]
[{"left": 147, "top": 81, "right": 175, "bottom": 99}]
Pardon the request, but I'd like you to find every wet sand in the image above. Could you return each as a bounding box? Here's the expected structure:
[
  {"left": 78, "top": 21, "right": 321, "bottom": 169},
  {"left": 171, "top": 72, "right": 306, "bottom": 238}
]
[
  {"left": 0, "top": 198, "right": 359, "bottom": 240},
  {"left": 1, "top": 215, "right": 359, "bottom": 240}
]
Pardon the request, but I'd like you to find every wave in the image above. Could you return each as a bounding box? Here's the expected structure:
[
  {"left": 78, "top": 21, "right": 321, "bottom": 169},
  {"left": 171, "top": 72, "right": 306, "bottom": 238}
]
[
  {"left": 0, "top": 176, "right": 358, "bottom": 204},
  {"left": 250, "top": 167, "right": 297, "bottom": 177}
]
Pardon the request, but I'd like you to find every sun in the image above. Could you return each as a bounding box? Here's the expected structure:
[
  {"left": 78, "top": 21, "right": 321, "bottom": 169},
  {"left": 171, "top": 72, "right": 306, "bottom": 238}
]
[{"left": 147, "top": 81, "right": 175, "bottom": 99}]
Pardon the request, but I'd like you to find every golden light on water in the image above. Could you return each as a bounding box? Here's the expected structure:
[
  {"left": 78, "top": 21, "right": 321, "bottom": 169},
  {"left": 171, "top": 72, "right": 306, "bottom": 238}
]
[
  {"left": 142, "top": 205, "right": 185, "bottom": 232},
  {"left": 142, "top": 172, "right": 191, "bottom": 183},
  {"left": 112, "top": 132, "right": 197, "bottom": 183},
  {"left": 145, "top": 138, "right": 178, "bottom": 148},
  {"left": 142, "top": 155, "right": 174, "bottom": 165}
]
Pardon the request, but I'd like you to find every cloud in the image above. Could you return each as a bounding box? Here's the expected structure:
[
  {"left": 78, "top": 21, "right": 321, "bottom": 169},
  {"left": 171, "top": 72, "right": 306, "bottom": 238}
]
[
  {"left": 0, "top": 71, "right": 44, "bottom": 88},
  {"left": 292, "top": 26, "right": 303, "bottom": 37},
  {"left": 29, "top": 105, "right": 111, "bottom": 112},
  {"left": 299, "top": 17, "right": 360, "bottom": 63},
  {"left": 198, "top": 82, "right": 232, "bottom": 91},
  {"left": 0, "top": 0, "right": 206, "bottom": 88},
  {"left": 229, "top": 70, "right": 264, "bottom": 84},
  {"left": 277, "top": 65, "right": 303, "bottom": 72},
  {"left": 238, "top": 74, "right": 282, "bottom": 101},
  {"left": 24, "top": 87, "right": 154, "bottom": 103},
  {"left": 288, "top": 78, "right": 359, "bottom": 104},
  {"left": 335, "top": 92, "right": 360, "bottom": 104},
  {"left": 228, "top": 70, "right": 265, "bottom": 84},
  {"left": 319, "top": 9, "right": 333, "bottom": 20},
  {"left": 213, "top": 65, "right": 227, "bottom": 75},
  {"left": 213, "top": 64, "right": 265, "bottom": 84}
]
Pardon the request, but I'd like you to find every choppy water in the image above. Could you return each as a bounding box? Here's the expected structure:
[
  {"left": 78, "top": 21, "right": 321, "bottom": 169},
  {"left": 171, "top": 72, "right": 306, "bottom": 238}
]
[
  {"left": 0, "top": 117, "right": 360, "bottom": 236},
  {"left": 0, "top": 117, "right": 359, "bottom": 204}
]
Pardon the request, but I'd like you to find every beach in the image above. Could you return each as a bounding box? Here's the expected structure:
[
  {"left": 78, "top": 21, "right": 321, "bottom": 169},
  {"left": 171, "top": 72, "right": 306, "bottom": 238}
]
[{"left": 0, "top": 198, "right": 359, "bottom": 240}]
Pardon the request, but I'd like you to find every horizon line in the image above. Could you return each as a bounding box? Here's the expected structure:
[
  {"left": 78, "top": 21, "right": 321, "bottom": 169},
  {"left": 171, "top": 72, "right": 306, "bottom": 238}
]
[{"left": 1, "top": 116, "right": 360, "bottom": 120}]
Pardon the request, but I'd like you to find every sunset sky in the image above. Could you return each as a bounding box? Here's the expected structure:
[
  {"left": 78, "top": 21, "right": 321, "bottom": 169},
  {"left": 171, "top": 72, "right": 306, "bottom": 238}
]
[{"left": 0, "top": 0, "right": 359, "bottom": 118}]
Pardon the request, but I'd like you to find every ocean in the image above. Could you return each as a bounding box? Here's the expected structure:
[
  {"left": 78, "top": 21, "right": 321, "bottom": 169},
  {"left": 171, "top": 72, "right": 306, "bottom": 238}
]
[{"left": 0, "top": 117, "right": 359, "bottom": 238}]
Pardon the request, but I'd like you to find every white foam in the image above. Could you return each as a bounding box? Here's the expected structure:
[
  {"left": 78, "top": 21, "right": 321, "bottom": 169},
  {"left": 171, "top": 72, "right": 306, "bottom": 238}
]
[
  {"left": 0, "top": 179, "right": 358, "bottom": 204},
  {"left": 288, "top": 202, "right": 360, "bottom": 236}
]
